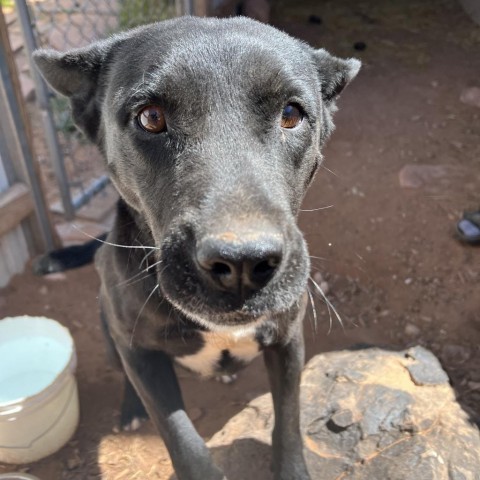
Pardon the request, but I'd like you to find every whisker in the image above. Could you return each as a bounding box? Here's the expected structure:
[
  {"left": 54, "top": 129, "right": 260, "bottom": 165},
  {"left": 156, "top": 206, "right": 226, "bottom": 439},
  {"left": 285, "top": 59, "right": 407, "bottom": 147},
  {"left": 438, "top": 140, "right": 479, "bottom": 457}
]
[
  {"left": 130, "top": 284, "right": 159, "bottom": 348},
  {"left": 135, "top": 237, "right": 148, "bottom": 258},
  {"left": 115, "top": 272, "right": 154, "bottom": 289},
  {"left": 114, "top": 259, "right": 163, "bottom": 288},
  {"left": 139, "top": 249, "right": 156, "bottom": 270},
  {"left": 126, "top": 235, "right": 143, "bottom": 271},
  {"left": 71, "top": 224, "right": 159, "bottom": 250},
  {"left": 307, "top": 287, "right": 318, "bottom": 334},
  {"left": 354, "top": 252, "right": 365, "bottom": 262},
  {"left": 309, "top": 255, "right": 328, "bottom": 261},
  {"left": 147, "top": 259, "right": 163, "bottom": 270},
  {"left": 309, "top": 276, "right": 344, "bottom": 333},
  {"left": 320, "top": 164, "right": 338, "bottom": 177},
  {"left": 300, "top": 205, "right": 334, "bottom": 212}
]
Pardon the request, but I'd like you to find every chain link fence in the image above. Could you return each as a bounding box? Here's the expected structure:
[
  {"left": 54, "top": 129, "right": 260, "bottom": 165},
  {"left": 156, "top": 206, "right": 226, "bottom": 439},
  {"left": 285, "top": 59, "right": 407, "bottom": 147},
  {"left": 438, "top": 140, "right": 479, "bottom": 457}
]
[
  {"left": 14, "top": 0, "right": 186, "bottom": 219},
  {"left": 32, "top": 0, "right": 178, "bottom": 50}
]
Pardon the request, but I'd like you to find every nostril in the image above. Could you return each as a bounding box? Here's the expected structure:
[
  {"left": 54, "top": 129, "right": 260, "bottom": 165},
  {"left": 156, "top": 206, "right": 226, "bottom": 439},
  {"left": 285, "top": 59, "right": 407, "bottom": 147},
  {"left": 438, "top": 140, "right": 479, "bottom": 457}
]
[
  {"left": 251, "top": 255, "right": 281, "bottom": 282},
  {"left": 253, "top": 259, "right": 274, "bottom": 276},
  {"left": 211, "top": 262, "right": 232, "bottom": 276}
]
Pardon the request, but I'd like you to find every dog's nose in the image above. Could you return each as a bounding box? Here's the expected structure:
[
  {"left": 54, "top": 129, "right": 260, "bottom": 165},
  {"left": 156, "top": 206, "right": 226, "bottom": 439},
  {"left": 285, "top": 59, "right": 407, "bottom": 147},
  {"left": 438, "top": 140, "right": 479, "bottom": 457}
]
[{"left": 196, "top": 230, "right": 283, "bottom": 296}]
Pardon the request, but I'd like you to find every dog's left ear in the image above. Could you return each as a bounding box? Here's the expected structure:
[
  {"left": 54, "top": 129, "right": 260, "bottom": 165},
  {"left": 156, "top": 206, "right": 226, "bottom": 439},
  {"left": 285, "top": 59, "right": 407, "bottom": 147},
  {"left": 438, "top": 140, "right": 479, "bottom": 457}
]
[
  {"left": 33, "top": 37, "right": 121, "bottom": 142},
  {"left": 313, "top": 49, "right": 361, "bottom": 103}
]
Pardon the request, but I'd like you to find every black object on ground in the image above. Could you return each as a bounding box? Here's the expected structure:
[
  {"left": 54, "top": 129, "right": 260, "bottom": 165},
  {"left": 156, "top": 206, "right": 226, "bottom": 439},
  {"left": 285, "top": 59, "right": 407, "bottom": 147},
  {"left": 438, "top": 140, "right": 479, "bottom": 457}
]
[
  {"left": 354, "top": 41, "right": 367, "bottom": 51},
  {"left": 32, "top": 232, "right": 108, "bottom": 274},
  {"left": 308, "top": 15, "right": 322, "bottom": 25}
]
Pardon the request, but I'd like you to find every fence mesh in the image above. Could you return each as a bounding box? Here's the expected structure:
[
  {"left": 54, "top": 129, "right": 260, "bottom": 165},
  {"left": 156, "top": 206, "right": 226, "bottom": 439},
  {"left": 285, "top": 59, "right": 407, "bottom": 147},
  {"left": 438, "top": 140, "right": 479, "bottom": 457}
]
[
  {"left": 24, "top": 0, "right": 177, "bottom": 216},
  {"left": 30, "top": 0, "right": 177, "bottom": 51}
]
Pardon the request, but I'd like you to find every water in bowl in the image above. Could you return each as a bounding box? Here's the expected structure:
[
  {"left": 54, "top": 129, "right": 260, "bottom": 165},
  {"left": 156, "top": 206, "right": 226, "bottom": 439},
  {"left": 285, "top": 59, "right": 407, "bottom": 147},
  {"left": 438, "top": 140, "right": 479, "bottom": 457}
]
[{"left": 0, "top": 336, "right": 70, "bottom": 403}]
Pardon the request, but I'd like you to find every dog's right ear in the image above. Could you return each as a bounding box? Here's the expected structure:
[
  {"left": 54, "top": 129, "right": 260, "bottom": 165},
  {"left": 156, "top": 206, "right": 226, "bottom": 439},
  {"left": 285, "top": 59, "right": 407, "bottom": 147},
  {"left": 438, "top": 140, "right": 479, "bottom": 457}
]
[
  {"left": 33, "top": 38, "right": 120, "bottom": 142},
  {"left": 313, "top": 49, "right": 361, "bottom": 103}
]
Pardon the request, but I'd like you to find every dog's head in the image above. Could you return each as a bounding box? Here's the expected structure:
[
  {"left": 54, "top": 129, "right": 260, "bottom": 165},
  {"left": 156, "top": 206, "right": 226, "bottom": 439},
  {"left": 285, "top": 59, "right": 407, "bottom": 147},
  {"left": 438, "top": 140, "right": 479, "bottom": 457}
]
[{"left": 34, "top": 17, "right": 359, "bottom": 329}]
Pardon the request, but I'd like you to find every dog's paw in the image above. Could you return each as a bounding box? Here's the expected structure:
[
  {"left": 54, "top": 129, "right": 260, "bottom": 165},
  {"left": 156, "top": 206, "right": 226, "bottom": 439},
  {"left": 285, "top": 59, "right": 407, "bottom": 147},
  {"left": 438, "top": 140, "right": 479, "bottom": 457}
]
[
  {"left": 215, "top": 373, "right": 238, "bottom": 384},
  {"left": 113, "top": 416, "right": 147, "bottom": 433},
  {"left": 122, "top": 416, "right": 146, "bottom": 432}
]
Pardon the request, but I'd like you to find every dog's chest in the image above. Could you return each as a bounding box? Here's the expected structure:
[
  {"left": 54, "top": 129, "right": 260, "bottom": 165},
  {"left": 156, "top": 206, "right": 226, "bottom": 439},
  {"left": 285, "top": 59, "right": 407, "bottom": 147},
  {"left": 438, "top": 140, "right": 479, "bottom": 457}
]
[{"left": 175, "top": 330, "right": 260, "bottom": 377}]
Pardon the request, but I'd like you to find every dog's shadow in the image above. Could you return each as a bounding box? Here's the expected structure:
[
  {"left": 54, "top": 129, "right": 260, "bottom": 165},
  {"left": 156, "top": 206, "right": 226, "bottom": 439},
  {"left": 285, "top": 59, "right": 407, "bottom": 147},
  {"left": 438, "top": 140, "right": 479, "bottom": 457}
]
[{"left": 169, "top": 439, "right": 273, "bottom": 480}]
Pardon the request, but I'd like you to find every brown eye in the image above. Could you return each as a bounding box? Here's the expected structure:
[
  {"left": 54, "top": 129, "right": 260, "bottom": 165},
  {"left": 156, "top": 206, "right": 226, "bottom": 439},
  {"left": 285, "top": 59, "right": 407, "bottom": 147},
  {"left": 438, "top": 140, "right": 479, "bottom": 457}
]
[
  {"left": 281, "top": 104, "right": 303, "bottom": 129},
  {"left": 137, "top": 105, "right": 166, "bottom": 133}
]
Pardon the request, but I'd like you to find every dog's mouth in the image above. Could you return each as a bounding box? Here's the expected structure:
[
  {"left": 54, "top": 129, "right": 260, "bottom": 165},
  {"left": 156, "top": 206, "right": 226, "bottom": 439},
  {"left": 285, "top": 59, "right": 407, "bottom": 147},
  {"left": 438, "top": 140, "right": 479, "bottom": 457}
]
[{"left": 155, "top": 223, "right": 310, "bottom": 328}]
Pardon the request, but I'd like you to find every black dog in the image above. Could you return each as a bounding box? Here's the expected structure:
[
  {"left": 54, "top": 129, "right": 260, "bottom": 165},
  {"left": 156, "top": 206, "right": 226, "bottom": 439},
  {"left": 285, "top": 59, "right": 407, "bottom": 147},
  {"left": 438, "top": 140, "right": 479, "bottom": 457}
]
[{"left": 34, "top": 16, "right": 359, "bottom": 480}]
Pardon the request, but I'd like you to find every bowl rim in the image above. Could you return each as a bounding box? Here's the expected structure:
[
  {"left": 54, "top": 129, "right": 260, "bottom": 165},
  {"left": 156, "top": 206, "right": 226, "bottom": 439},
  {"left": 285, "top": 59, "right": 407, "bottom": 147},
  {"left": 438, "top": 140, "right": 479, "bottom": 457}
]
[{"left": 0, "top": 473, "right": 42, "bottom": 480}]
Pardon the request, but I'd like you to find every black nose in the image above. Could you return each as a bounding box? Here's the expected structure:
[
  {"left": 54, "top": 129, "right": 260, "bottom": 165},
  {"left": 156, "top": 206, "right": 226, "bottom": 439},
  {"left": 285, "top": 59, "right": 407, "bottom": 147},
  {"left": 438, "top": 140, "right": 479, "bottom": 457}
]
[{"left": 196, "top": 230, "right": 284, "bottom": 297}]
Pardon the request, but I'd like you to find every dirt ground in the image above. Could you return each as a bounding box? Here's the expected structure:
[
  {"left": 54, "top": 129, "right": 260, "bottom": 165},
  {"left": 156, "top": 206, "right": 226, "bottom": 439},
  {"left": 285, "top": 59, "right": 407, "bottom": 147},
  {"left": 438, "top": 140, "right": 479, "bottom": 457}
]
[{"left": 1, "top": 0, "right": 480, "bottom": 478}]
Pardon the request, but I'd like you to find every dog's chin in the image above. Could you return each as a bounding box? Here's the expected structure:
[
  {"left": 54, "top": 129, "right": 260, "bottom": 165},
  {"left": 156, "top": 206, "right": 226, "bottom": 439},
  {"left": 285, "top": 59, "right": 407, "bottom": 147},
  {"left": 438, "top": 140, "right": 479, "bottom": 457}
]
[{"left": 163, "top": 295, "right": 268, "bottom": 333}]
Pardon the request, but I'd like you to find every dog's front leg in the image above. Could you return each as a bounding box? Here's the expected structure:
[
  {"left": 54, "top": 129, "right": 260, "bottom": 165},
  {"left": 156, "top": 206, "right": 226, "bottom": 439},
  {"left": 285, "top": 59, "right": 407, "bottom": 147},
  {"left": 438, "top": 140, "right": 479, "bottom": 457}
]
[
  {"left": 264, "top": 322, "right": 310, "bottom": 480},
  {"left": 117, "top": 346, "right": 225, "bottom": 480}
]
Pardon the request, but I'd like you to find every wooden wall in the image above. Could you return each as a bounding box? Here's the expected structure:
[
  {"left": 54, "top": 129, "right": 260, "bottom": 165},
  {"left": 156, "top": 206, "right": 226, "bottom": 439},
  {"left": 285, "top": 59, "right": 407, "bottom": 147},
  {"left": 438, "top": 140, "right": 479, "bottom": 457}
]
[{"left": 0, "top": 156, "right": 30, "bottom": 287}]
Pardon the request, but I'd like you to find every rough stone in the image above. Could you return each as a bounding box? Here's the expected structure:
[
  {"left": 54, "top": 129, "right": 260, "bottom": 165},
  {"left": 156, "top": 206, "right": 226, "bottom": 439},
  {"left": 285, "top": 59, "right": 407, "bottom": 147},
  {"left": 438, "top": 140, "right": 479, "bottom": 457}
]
[
  {"left": 207, "top": 347, "right": 480, "bottom": 480},
  {"left": 404, "top": 346, "right": 450, "bottom": 385},
  {"left": 460, "top": 87, "right": 480, "bottom": 108},
  {"left": 398, "top": 164, "right": 448, "bottom": 188},
  {"left": 441, "top": 344, "right": 471, "bottom": 365}
]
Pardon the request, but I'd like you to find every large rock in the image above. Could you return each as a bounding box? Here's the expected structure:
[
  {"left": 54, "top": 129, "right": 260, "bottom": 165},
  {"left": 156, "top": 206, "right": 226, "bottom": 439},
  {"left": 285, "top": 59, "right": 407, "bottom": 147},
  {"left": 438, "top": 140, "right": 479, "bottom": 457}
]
[{"left": 208, "top": 347, "right": 480, "bottom": 479}]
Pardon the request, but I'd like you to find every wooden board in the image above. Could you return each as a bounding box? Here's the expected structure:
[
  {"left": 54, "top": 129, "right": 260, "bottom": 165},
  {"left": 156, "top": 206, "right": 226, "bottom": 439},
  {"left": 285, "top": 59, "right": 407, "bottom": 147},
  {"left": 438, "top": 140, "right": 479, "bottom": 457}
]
[{"left": 0, "top": 182, "right": 34, "bottom": 237}]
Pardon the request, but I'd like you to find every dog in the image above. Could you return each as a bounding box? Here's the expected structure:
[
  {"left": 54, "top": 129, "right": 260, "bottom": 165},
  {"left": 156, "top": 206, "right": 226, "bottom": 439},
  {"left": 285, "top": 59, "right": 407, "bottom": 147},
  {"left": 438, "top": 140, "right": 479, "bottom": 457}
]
[{"left": 34, "top": 16, "right": 359, "bottom": 480}]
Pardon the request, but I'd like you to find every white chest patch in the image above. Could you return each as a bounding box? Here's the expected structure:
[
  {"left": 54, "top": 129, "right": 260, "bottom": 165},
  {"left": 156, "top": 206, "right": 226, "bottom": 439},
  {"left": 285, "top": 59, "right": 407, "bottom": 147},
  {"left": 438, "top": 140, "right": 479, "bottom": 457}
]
[{"left": 175, "top": 329, "right": 260, "bottom": 377}]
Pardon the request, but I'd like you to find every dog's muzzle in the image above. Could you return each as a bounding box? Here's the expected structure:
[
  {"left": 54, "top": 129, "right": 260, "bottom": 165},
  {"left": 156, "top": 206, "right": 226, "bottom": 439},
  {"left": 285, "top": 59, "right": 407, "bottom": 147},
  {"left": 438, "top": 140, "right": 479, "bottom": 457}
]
[{"left": 157, "top": 216, "right": 309, "bottom": 326}]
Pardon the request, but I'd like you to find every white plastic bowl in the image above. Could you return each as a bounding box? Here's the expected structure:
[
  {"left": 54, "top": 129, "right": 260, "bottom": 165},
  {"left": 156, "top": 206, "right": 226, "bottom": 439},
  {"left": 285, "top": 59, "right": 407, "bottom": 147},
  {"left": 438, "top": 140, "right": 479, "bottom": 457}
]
[
  {"left": 0, "top": 316, "right": 79, "bottom": 464},
  {"left": 0, "top": 474, "right": 41, "bottom": 480}
]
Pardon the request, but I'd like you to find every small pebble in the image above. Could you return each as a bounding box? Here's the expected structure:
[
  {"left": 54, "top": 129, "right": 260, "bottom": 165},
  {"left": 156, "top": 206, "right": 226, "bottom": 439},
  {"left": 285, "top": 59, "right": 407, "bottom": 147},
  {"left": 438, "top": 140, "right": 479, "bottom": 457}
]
[
  {"left": 405, "top": 323, "right": 420, "bottom": 336},
  {"left": 44, "top": 272, "right": 67, "bottom": 282},
  {"left": 189, "top": 407, "right": 203, "bottom": 422},
  {"left": 460, "top": 87, "right": 480, "bottom": 108},
  {"left": 216, "top": 374, "right": 237, "bottom": 384},
  {"left": 313, "top": 271, "right": 324, "bottom": 283},
  {"left": 66, "top": 456, "right": 81, "bottom": 470},
  {"left": 441, "top": 344, "right": 470, "bottom": 364},
  {"left": 319, "top": 281, "right": 329, "bottom": 295}
]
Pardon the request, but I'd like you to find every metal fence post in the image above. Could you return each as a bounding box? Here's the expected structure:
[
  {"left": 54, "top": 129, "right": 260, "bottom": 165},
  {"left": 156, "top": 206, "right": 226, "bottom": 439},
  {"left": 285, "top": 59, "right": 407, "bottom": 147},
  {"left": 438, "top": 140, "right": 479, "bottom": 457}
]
[
  {"left": 181, "top": 0, "right": 194, "bottom": 15},
  {"left": 0, "top": 23, "right": 56, "bottom": 251},
  {"left": 15, "top": 0, "right": 75, "bottom": 220}
]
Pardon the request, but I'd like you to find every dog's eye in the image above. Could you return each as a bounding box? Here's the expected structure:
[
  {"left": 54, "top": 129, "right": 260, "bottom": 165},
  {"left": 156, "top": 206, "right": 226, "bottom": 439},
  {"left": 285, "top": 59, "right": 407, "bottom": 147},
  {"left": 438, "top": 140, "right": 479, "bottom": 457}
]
[
  {"left": 281, "top": 104, "right": 303, "bottom": 129},
  {"left": 137, "top": 105, "right": 166, "bottom": 133}
]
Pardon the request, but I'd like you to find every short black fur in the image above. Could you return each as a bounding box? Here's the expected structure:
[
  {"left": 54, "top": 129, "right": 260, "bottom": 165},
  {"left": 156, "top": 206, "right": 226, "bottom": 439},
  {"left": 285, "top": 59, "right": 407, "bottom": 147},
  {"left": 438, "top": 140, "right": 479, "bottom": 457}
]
[{"left": 34, "top": 16, "right": 359, "bottom": 480}]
